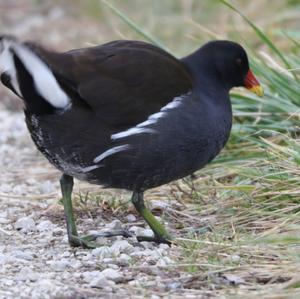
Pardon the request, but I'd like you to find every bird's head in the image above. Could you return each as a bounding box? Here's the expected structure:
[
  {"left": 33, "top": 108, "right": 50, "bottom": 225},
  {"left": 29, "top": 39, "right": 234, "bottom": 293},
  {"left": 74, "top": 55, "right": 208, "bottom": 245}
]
[
  {"left": 204, "top": 40, "right": 263, "bottom": 96},
  {"left": 184, "top": 40, "right": 263, "bottom": 97}
]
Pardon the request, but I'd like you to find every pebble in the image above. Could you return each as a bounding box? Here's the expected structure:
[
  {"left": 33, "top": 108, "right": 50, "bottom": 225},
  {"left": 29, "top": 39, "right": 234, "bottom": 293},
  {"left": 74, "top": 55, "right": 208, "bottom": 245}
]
[
  {"left": 105, "top": 219, "right": 123, "bottom": 230},
  {"left": 12, "top": 184, "right": 28, "bottom": 195},
  {"left": 159, "top": 243, "right": 170, "bottom": 251},
  {"left": 129, "top": 226, "right": 154, "bottom": 238},
  {"left": 36, "top": 220, "right": 55, "bottom": 232},
  {"left": 156, "top": 256, "right": 174, "bottom": 267},
  {"left": 149, "top": 200, "right": 169, "bottom": 210},
  {"left": 39, "top": 180, "right": 55, "bottom": 194},
  {"left": 141, "top": 229, "right": 154, "bottom": 237},
  {"left": 230, "top": 254, "right": 241, "bottom": 262},
  {"left": 0, "top": 183, "right": 12, "bottom": 193},
  {"left": 15, "top": 216, "right": 35, "bottom": 232},
  {"left": 0, "top": 253, "right": 11, "bottom": 264},
  {"left": 16, "top": 267, "right": 39, "bottom": 282},
  {"left": 12, "top": 250, "right": 34, "bottom": 261},
  {"left": 100, "top": 268, "right": 122, "bottom": 282},
  {"left": 130, "top": 249, "right": 157, "bottom": 258},
  {"left": 111, "top": 240, "right": 134, "bottom": 255},
  {"left": 91, "top": 246, "right": 112, "bottom": 259},
  {"left": 126, "top": 214, "right": 136, "bottom": 222},
  {"left": 89, "top": 273, "right": 115, "bottom": 289},
  {"left": 102, "top": 258, "right": 114, "bottom": 264},
  {"left": 70, "top": 260, "right": 82, "bottom": 269},
  {"left": 82, "top": 271, "right": 102, "bottom": 283},
  {"left": 49, "top": 259, "right": 70, "bottom": 272},
  {"left": 0, "top": 217, "right": 10, "bottom": 224},
  {"left": 119, "top": 253, "right": 132, "bottom": 264}
]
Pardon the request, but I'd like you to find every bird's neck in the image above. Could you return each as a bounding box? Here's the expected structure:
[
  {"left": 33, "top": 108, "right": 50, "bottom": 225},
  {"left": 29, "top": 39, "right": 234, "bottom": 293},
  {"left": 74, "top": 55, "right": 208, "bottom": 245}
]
[{"left": 181, "top": 54, "right": 231, "bottom": 107}]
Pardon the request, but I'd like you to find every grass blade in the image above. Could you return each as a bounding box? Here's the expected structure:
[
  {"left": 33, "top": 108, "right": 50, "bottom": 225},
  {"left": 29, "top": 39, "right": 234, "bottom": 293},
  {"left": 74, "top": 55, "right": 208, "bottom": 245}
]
[
  {"left": 101, "top": 0, "right": 169, "bottom": 52},
  {"left": 218, "top": 0, "right": 295, "bottom": 77}
]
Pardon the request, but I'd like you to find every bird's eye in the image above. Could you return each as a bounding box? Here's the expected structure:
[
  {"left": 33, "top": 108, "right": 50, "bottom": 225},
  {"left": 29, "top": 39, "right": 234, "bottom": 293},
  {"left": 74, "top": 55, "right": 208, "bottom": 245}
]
[{"left": 236, "top": 58, "right": 243, "bottom": 67}]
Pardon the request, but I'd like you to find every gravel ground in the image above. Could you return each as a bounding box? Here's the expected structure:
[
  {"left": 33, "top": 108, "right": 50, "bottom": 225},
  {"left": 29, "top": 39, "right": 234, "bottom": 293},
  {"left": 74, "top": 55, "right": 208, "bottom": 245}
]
[
  {"left": 0, "top": 104, "right": 179, "bottom": 299},
  {"left": 1, "top": 103, "right": 214, "bottom": 298}
]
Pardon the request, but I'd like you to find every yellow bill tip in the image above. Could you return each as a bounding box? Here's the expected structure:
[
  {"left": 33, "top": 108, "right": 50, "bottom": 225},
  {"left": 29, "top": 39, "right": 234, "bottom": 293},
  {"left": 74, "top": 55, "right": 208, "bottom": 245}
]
[{"left": 248, "top": 85, "right": 264, "bottom": 97}]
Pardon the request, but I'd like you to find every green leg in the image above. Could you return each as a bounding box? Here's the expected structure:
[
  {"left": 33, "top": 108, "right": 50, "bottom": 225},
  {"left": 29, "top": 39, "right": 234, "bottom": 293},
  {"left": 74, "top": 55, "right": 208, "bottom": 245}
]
[
  {"left": 60, "top": 174, "right": 132, "bottom": 248},
  {"left": 131, "top": 191, "right": 172, "bottom": 244}
]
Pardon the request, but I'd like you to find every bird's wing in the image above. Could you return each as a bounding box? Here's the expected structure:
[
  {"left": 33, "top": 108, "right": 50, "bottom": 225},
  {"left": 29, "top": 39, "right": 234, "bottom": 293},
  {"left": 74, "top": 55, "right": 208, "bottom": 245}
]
[{"left": 32, "top": 40, "right": 192, "bottom": 126}]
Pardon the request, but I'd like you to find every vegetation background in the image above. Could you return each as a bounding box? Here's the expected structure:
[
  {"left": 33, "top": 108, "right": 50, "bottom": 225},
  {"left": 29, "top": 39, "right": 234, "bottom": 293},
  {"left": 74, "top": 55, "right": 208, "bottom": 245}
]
[{"left": 0, "top": 0, "right": 300, "bottom": 298}]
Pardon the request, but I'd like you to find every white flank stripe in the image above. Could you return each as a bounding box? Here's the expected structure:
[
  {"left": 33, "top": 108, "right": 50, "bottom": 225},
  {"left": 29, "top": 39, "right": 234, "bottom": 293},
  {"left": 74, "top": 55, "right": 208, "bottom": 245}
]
[
  {"left": 149, "top": 111, "right": 166, "bottom": 120},
  {"left": 161, "top": 99, "right": 182, "bottom": 111},
  {"left": 12, "top": 42, "right": 70, "bottom": 108},
  {"left": 136, "top": 119, "right": 156, "bottom": 128},
  {"left": 111, "top": 92, "right": 190, "bottom": 140},
  {"left": 94, "top": 144, "right": 131, "bottom": 163},
  {"left": 81, "top": 164, "right": 101, "bottom": 173},
  {"left": 111, "top": 127, "right": 155, "bottom": 140}
]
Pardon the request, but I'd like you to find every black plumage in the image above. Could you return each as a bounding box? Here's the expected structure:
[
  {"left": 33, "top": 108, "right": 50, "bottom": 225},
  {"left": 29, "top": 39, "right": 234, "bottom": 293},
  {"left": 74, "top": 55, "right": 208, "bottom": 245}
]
[{"left": 0, "top": 36, "right": 263, "bottom": 247}]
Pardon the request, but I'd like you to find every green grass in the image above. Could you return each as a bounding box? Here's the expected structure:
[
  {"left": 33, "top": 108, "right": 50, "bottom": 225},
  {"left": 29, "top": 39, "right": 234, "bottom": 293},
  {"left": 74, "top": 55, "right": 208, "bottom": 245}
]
[{"left": 96, "top": 0, "right": 300, "bottom": 297}]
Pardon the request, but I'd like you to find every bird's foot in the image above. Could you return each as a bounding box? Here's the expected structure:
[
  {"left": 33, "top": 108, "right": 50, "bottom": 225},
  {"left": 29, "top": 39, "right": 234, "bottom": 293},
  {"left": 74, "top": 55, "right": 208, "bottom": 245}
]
[
  {"left": 68, "top": 229, "right": 133, "bottom": 249},
  {"left": 136, "top": 234, "right": 172, "bottom": 245}
]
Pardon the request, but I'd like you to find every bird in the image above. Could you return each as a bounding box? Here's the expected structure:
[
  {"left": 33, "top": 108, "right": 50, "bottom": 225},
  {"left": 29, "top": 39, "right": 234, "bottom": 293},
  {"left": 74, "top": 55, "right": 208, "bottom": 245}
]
[{"left": 0, "top": 35, "right": 263, "bottom": 248}]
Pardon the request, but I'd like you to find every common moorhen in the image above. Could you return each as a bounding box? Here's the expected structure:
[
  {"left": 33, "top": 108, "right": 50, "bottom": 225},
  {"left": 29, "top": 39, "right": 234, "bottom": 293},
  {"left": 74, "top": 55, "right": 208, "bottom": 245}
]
[{"left": 0, "top": 36, "right": 263, "bottom": 247}]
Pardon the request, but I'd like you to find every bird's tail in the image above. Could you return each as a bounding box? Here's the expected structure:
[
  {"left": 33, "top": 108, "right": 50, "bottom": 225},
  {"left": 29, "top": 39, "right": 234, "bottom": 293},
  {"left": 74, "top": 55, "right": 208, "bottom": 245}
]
[{"left": 0, "top": 35, "right": 70, "bottom": 114}]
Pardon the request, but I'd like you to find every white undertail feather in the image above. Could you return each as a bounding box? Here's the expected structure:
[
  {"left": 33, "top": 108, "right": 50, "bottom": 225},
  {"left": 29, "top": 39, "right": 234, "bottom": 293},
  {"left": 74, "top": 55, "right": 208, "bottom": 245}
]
[
  {"left": 0, "top": 39, "right": 21, "bottom": 97},
  {"left": 111, "top": 92, "right": 190, "bottom": 140},
  {"left": 0, "top": 37, "right": 70, "bottom": 108}
]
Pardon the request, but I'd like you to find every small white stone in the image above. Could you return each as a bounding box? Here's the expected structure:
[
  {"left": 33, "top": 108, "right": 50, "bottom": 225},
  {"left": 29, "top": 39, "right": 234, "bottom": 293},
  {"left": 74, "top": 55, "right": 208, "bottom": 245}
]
[
  {"left": 61, "top": 251, "right": 71, "bottom": 258},
  {"left": 15, "top": 216, "right": 35, "bottom": 232},
  {"left": 102, "top": 258, "right": 114, "bottom": 264},
  {"left": 13, "top": 250, "right": 34, "bottom": 261},
  {"left": 231, "top": 254, "right": 241, "bottom": 262},
  {"left": 149, "top": 200, "right": 169, "bottom": 210},
  {"left": 91, "top": 246, "right": 112, "bottom": 259},
  {"left": 0, "top": 253, "right": 11, "bottom": 264},
  {"left": 159, "top": 243, "right": 170, "bottom": 251},
  {"left": 105, "top": 219, "right": 123, "bottom": 230},
  {"left": 36, "top": 220, "right": 55, "bottom": 232},
  {"left": 26, "top": 178, "right": 36, "bottom": 185},
  {"left": 82, "top": 271, "right": 102, "bottom": 283},
  {"left": 119, "top": 253, "right": 132, "bottom": 264},
  {"left": 130, "top": 227, "right": 154, "bottom": 238},
  {"left": 16, "top": 267, "right": 38, "bottom": 282},
  {"left": 89, "top": 273, "right": 115, "bottom": 289},
  {"left": 49, "top": 259, "right": 70, "bottom": 272},
  {"left": 38, "top": 279, "right": 55, "bottom": 291},
  {"left": 111, "top": 240, "right": 134, "bottom": 255},
  {"left": 70, "top": 260, "right": 82, "bottom": 269},
  {"left": 100, "top": 268, "right": 122, "bottom": 282},
  {"left": 39, "top": 180, "right": 55, "bottom": 194},
  {"left": 140, "top": 229, "right": 154, "bottom": 238},
  {"left": 0, "top": 183, "right": 12, "bottom": 193},
  {"left": 126, "top": 214, "right": 136, "bottom": 222},
  {"left": 107, "top": 263, "right": 119, "bottom": 269},
  {"left": 156, "top": 256, "right": 174, "bottom": 267},
  {"left": 12, "top": 184, "right": 27, "bottom": 195},
  {"left": 130, "top": 250, "right": 148, "bottom": 258},
  {"left": 0, "top": 217, "right": 10, "bottom": 224},
  {"left": 140, "top": 241, "right": 155, "bottom": 250}
]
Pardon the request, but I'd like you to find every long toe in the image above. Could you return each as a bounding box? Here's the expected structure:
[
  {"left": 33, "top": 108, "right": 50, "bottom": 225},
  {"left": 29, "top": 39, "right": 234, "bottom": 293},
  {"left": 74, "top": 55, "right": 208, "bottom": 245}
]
[{"left": 136, "top": 235, "right": 172, "bottom": 245}]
